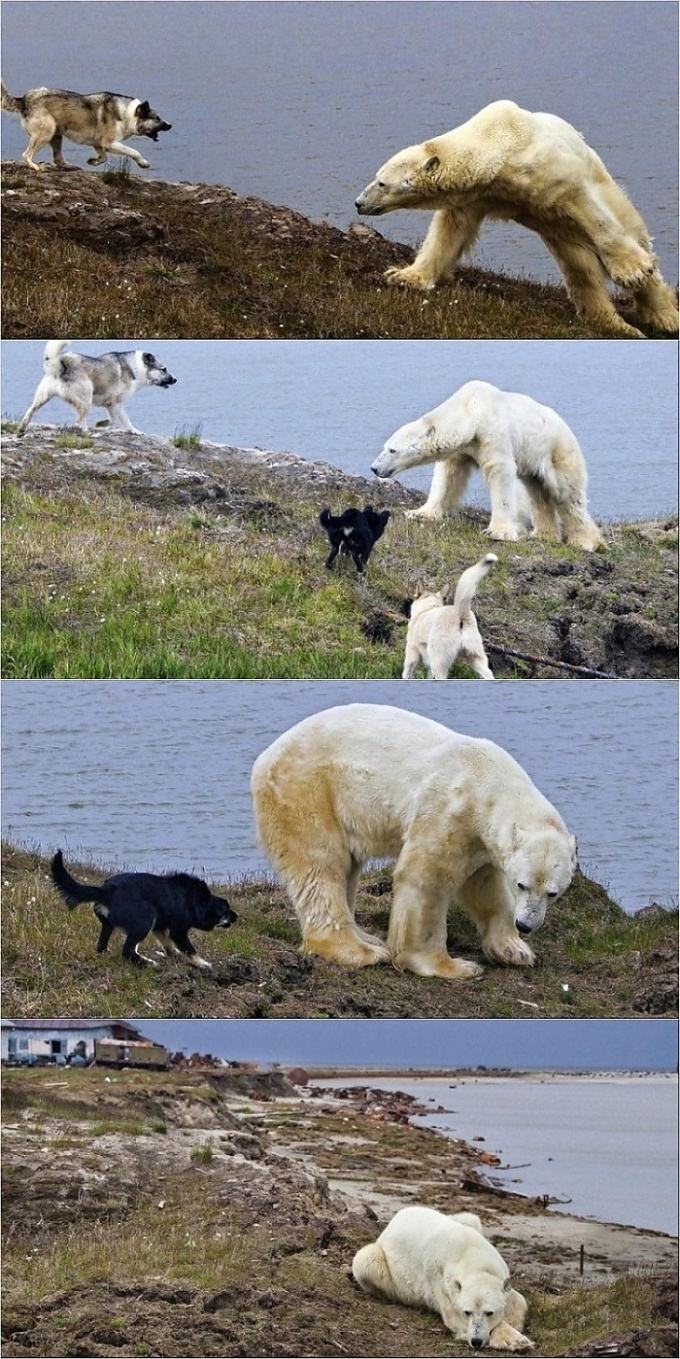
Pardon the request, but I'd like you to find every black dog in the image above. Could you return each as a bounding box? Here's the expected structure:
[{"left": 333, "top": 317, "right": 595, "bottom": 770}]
[
  {"left": 319, "top": 505, "right": 390, "bottom": 573},
  {"left": 50, "top": 850, "right": 237, "bottom": 970}
]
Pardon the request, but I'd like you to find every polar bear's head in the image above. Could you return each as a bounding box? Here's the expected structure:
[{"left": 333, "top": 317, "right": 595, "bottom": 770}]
[
  {"left": 449, "top": 1272, "right": 509, "bottom": 1348},
  {"left": 355, "top": 143, "right": 444, "bottom": 215},
  {"left": 506, "top": 827, "right": 577, "bottom": 935},
  {"left": 371, "top": 413, "right": 440, "bottom": 477}
]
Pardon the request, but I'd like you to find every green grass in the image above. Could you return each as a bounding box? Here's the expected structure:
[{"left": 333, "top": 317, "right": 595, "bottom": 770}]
[
  {"left": 190, "top": 1141, "right": 214, "bottom": 1164},
  {"left": 172, "top": 423, "right": 203, "bottom": 449},
  {"left": 2, "top": 474, "right": 676, "bottom": 679}
]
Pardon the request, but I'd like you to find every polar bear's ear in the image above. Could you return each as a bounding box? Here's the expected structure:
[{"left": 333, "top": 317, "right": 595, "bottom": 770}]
[
  {"left": 503, "top": 1277, "right": 512, "bottom": 1292},
  {"left": 423, "top": 153, "right": 440, "bottom": 174}
]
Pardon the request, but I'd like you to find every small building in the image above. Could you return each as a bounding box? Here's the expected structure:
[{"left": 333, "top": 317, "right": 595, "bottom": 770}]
[{"left": 1, "top": 1019, "right": 146, "bottom": 1066}]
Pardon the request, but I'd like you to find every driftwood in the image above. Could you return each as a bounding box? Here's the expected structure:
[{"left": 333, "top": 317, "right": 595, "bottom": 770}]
[{"left": 487, "top": 643, "right": 613, "bottom": 679}]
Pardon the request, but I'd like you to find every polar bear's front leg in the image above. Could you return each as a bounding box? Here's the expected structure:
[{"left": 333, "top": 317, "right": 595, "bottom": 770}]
[
  {"left": 630, "top": 273, "right": 679, "bottom": 335},
  {"left": 482, "top": 448, "right": 522, "bottom": 541},
  {"left": 488, "top": 1321, "right": 534, "bottom": 1352},
  {"left": 385, "top": 207, "right": 483, "bottom": 290},
  {"left": 458, "top": 866, "right": 535, "bottom": 967},
  {"left": 405, "top": 456, "right": 474, "bottom": 522},
  {"left": 387, "top": 842, "right": 483, "bottom": 980}
]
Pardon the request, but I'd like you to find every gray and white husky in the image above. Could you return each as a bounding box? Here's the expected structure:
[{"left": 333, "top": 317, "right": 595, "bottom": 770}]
[
  {"left": 17, "top": 341, "right": 177, "bottom": 437},
  {"left": 1, "top": 82, "right": 171, "bottom": 171}
]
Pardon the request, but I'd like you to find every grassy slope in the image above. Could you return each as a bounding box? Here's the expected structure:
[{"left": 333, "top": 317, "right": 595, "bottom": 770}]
[
  {"left": 3, "top": 844, "right": 677, "bottom": 1019},
  {"left": 2, "top": 445, "right": 677, "bottom": 679},
  {"left": 2, "top": 161, "right": 670, "bottom": 340},
  {"left": 1, "top": 1069, "right": 677, "bottom": 1358}
]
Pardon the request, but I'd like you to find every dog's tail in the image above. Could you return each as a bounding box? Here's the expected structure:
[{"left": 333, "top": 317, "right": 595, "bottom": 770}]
[
  {"left": 1, "top": 81, "right": 24, "bottom": 116},
  {"left": 43, "top": 340, "right": 71, "bottom": 376},
  {"left": 50, "top": 850, "right": 108, "bottom": 910},
  {"left": 453, "top": 553, "right": 497, "bottom": 619}
]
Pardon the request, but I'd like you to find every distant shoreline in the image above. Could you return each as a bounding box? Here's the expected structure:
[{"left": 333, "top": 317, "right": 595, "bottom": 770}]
[{"left": 303, "top": 1068, "right": 677, "bottom": 1083}]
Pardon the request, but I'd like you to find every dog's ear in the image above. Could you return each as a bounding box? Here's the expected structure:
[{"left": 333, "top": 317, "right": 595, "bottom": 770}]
[
  {"left": 142, "top": 352, "right": 155, "bottom": 367},
  {"left": 440, "top": 583, "right": 450, "bottom": 600},
  {"left": 137, "top": 100, "right": 151, "bottom": 118}
]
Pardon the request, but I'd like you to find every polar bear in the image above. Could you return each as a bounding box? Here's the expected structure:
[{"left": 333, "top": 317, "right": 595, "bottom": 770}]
[
  {"left": 352, "top": 1206, "right": 533, "bottom": 1351},
  {"left": 372, "top": 380, "right": 603, "bottom": 549},
  {"left": 355, "top": 101, "right": 679, "bottom": 338},
  {"left": 250, "top": 703, "right": 576, "bottom": 977},
  {"left": 372, "top": 380, "right": 603, "bottom": 547}
]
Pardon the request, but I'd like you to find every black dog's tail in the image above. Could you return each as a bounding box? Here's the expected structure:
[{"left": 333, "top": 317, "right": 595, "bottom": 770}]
[
  {"left": 319, "top": 508, "right": 333, "bottom": 528},
  {"left": 50, "top": 850, "right": 108, "bottom": 910}
]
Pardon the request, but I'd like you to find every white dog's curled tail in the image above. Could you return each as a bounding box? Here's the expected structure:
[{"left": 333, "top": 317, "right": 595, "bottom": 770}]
[
  {"left": 1, "top": 80, "right": 24, "bottom": 115},
  {"left": 453, "top": 553, "right": 497, "bottom": 619},
  {"left": 43, "top": 340, "right": 71, "bottom": 375}
]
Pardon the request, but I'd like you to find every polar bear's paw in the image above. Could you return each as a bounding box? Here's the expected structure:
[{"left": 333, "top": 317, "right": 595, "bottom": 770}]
[
  {"left": 486, "top": 521, "right": 520, "bottom": 542},
  {"left": 384, "top": 264, "right": 437, "bottom": 291},
  {"left": 483, "top": 933, "right": 535, "bottom": 967},
  {"left": 489, "top": 1324, "right": 535, "bottom": 1352},
  {"left": 404, "top": 506, "right": 445, "bottom": 521},
  {"left": 304, "top": 929, "right": 390, "bottom": 969},
  {"left": 603, "top": 249, "right": 656, "bottom": 290},
  {"left": 394, "top": 951, "right": 484, "bottom": 981},
  {"left": 634, "top": 299, "right": 680, "bottom": 334}
]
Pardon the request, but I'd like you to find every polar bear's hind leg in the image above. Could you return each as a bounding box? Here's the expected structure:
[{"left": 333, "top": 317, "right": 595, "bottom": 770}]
[
  {"left": 352, "top": 1243, "right": 395, "bottom": 1299},
  {"left": 542, "top": 234, "right": 645, "bottom": 337}
]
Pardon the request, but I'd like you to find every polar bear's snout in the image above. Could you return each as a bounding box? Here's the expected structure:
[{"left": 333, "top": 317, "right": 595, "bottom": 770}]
[{"left": 371, "top": 451, "right": 394, "bottom": 478}]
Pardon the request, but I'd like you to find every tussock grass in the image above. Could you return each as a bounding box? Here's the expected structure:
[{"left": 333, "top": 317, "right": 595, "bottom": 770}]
[
  {"left": 190, "top": 1141, "right": 214, "bottom": 1164},
  {"left": 172, "top": 423, "right": 203, "bottom": 449}
]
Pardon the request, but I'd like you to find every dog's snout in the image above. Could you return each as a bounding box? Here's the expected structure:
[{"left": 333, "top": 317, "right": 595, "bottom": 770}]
[
  {"left": 516, "top": 919, "right": 532, "bottom": 935},
  {"left": 167, "top": 375, "right": 177, "bottom": 385},
  {"left": 161, "top": 121, "right": 172, "bottom": 131}
]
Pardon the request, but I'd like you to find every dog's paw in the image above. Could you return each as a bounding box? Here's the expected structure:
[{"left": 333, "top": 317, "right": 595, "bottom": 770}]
[{"left": 138, "top": 157, "right": 151, "bottom": 169}]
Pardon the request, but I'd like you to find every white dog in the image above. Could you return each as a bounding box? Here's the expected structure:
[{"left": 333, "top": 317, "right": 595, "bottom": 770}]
[
  {"left": 16, "top": 340, "right": 177, "bottom": 437},
  {"left": 372, "top": 380, "right": 603, "bottom": 550},
  {"left": 355, "top": 100, "right": 678, "bottom": 338},
  {"left": 353, "top": 1206, "right": 533, "bottom": 1351},
  {"left": 403, "top": 553, "right": 497, "bottom": 680}
]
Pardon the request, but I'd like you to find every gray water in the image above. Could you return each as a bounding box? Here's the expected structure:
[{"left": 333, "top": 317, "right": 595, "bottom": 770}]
[
  {"left": 2, "top": 680, "right": 677, "bottom": 909},
  {"left": 2, "top": 340, "right": 677, "bottom": 518},
  {"left": 1, "top": 2, "right": 677, "bottom": 281},
  {"left": 319, "top": 1076, "right": 679, "bottom": 1235}
]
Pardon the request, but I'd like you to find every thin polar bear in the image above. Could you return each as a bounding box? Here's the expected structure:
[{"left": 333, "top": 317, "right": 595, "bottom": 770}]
[
  {"left": 355, "top": 100, "right": 679, "bottom": 338},
  {"left": 251, "top": 704, "right": 576, "bottom": 979},
  {"left": 352, "top": 1206, "right": 533, "bottom": 1352},
  {"left": 371, "top": 380, "right": 603, "bottom": 550}
]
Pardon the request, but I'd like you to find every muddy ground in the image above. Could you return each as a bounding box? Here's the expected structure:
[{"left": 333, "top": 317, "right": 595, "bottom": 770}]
[
  {"left": 3, "top": 844, "right": 678, "bottom": 1019},
  {"left": 1, "top": 1067, "right": 677, "bottom": 1358},
  {"left": 2, "top": 427, "right": 677, "bottom": 679}
]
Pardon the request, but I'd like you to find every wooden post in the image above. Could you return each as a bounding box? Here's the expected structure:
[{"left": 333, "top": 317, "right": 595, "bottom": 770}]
[{"left": 579, "top": 1244, "right": 585, "bottom": 1276}]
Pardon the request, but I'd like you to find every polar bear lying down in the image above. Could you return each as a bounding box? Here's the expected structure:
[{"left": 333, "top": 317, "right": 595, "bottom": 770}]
[
  {"left": 251, "top": 704, "right": 576, "bottom": 977},
  {"left": 372, "top": 380, "right": 603, "bottom": 550},
  {"left": 355, "top": 100, "right": 678, "bottom": 338},
  {"left": 353, "top": 1206, "right": 533, "bottom": 1351}
]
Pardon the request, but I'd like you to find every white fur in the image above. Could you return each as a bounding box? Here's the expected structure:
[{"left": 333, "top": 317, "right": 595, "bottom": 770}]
[
  {"left": 355, "top": 100, "right": 678, "bottom": 337},
  {"left": 403, "top": 553, "right": 497, "bottom": 680},
  {"left": 353, "top": 1206, "right": 533, "bottom": 1351},
  {"left": 251, "top": 703, "right": 577, "bottom": 977},
  {"left": 373, "top": 380, "right": 603, "bottom": 550}
]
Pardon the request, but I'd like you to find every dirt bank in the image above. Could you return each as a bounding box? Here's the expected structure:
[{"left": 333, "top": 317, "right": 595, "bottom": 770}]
[
  {"left": 1, "top": 1067, "right": 677, "bottom": 1358},
  {"left": 4, "top": 161, "right": 672, "bottom": 340},
  {"left": 3, "top": 844, "right": 677, "bottom": 1019},
  {"left": 2, "top": 426, "right": 677, "bottom": 679}
]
